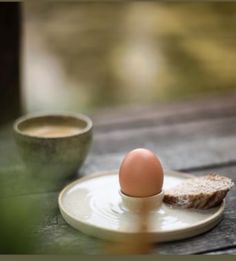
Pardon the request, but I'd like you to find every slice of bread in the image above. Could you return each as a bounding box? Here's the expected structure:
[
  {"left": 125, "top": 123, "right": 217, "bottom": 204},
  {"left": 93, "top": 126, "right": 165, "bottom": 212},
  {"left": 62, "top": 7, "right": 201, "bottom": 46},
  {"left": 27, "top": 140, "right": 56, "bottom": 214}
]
[{"left": 164, "top": 174, "right": 234, "bottom": 209}]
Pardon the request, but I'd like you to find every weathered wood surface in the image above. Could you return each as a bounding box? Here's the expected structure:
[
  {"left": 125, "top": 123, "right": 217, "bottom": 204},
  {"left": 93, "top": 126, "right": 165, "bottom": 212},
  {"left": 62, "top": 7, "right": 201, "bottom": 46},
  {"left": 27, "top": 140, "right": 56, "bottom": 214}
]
[{"left": 0, "top": 94, "right": 236, "bottom": 254}]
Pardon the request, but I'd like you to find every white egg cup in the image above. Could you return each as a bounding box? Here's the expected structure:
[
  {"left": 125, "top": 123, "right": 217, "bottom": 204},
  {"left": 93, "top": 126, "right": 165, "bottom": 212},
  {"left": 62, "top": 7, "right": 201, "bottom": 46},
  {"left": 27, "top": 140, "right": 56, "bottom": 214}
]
[{"left": 120, "top": 190, "right": 164, "bottom": 212}]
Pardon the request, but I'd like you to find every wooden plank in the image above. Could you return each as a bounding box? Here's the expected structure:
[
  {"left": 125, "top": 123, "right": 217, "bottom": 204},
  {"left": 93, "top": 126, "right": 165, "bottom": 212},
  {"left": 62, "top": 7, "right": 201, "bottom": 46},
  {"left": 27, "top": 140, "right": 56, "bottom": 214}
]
[
  {"left": 92, "top": 94, "right": 236, "bottom": 131},
  {"left": 35, "top": 224, "right": 103, "bottom": 254},
  {"left": 92, "top": 117, "right": 236, "bottom": 155},
  {"left": 204, "top": 247, "right": 236, "bottom": 255},
  {"left": 82, "top": 117, "right": 236, "bottom": 175}
]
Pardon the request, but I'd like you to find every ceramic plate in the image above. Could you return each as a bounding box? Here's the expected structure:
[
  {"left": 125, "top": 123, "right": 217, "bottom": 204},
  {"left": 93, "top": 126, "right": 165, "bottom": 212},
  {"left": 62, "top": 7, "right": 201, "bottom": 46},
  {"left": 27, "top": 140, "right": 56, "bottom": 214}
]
[{"left": 58, "top": 170, "right": 224, "bottom": 242}]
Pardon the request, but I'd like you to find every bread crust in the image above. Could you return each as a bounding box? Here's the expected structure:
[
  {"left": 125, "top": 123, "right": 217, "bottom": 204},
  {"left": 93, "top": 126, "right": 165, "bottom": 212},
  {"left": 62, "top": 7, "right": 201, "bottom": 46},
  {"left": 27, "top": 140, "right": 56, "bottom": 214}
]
[{"left": 164, "top": 174, "right": 234, "bottom": 209}]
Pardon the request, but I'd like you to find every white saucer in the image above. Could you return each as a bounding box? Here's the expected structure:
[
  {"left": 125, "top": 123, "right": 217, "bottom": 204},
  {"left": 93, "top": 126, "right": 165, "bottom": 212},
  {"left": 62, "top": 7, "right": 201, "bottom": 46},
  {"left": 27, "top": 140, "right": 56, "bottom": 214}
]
[{"left": 58, "top": 170, "right": 224, "bottom": 242}]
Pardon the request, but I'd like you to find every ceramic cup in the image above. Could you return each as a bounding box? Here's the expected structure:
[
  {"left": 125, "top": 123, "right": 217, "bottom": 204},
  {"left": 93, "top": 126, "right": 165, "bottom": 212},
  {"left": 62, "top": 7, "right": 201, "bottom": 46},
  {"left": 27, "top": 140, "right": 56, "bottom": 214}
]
[{"left": 13, "top": 113, "right": 93, "bottom": 184}]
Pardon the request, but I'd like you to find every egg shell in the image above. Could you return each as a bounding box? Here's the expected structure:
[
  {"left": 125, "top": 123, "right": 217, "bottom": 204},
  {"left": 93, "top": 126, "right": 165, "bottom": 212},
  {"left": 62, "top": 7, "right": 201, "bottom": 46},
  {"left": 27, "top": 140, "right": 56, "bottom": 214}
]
[{"left": 119, "top": 148, "right": 164, "bottom": 197}]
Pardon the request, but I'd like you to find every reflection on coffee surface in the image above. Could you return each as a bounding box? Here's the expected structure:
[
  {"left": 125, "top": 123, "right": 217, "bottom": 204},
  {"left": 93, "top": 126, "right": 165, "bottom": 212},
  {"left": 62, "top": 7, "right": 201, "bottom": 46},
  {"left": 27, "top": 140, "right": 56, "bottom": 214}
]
[{"left": 23, "top": 125, "right": 82, "bottom": 137}]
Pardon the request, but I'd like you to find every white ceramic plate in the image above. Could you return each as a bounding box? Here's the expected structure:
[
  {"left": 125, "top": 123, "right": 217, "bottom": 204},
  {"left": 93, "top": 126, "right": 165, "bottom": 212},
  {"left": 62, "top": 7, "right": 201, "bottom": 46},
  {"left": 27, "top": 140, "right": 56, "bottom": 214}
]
[{"left": 58, "top": 170, "right": 224, "bottom": 242}]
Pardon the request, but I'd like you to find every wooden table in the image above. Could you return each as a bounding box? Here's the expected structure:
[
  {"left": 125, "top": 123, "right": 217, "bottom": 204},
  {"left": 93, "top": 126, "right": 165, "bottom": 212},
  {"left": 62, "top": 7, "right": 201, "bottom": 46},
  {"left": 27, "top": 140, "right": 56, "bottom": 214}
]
[{"left": 0, "top": 94, "right": 236, "bottom": 254}]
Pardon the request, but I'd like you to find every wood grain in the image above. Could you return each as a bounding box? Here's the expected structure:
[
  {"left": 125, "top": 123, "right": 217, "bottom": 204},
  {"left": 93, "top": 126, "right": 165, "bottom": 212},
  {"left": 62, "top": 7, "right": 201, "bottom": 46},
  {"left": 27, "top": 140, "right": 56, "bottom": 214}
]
[
  {"left": 93, "top": 94, "right": 236, "bottom": 131},
  {"left": 82, "top": 117, "right": 236, "bottom": 176},
  {"left": 205, "top": 248, "right": 236, "bottom": 255}
]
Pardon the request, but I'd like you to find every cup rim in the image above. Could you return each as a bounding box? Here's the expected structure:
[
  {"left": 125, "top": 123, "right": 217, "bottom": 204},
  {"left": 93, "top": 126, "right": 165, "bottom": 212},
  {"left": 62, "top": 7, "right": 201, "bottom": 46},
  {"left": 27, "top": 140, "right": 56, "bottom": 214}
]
[{"left": 13, "top": 112, "right": 93, "bottom": 139}]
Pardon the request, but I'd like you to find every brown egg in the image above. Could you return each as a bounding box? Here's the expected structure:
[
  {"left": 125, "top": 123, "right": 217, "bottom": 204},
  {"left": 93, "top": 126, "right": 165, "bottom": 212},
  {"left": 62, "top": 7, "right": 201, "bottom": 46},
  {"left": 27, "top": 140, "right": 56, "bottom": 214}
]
[{"left": 119, "top": 148, "right": 164, "bottom": 197}]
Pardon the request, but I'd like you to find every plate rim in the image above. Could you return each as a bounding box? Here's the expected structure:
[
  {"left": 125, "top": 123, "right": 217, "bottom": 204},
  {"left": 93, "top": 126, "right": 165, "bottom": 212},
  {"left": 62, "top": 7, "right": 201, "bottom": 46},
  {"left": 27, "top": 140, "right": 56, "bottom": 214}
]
[{"left": 58, "top": 170, "right": 224, "bottom": 241}]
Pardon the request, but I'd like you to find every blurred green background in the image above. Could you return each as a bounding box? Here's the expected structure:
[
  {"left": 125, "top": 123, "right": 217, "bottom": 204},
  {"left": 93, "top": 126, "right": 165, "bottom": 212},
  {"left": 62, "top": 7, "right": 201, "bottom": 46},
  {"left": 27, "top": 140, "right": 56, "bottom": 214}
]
[{"left": 23, "top": 1, "right": 236, "bottom": 113}]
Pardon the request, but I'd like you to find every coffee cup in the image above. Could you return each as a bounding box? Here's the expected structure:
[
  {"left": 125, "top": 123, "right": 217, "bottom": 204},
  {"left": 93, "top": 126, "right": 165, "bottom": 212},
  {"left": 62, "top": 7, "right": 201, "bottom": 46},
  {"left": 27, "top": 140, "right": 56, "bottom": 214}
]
[{"left": 13, "top": 113, "right": 93, "bottom": 185}]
